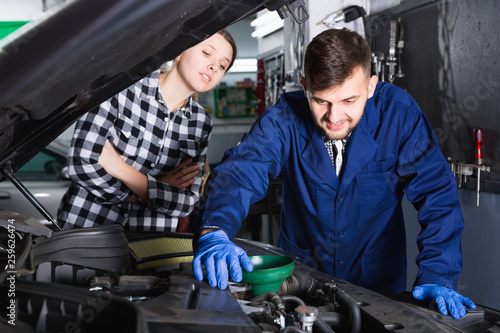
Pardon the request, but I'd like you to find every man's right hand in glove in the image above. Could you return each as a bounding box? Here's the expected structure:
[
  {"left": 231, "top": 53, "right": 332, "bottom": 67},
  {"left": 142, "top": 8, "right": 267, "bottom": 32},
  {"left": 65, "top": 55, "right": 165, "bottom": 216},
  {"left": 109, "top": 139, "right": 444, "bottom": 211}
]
[{"left": 193, "top": 230, "right": 253, "bottom": 289}]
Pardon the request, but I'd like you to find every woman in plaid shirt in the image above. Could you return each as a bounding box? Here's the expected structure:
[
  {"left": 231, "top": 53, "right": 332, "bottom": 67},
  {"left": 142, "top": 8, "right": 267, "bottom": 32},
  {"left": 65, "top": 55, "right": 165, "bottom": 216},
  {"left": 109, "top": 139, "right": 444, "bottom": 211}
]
[{"left": 57, "top": 30, "right": 237, "bottom": 231}]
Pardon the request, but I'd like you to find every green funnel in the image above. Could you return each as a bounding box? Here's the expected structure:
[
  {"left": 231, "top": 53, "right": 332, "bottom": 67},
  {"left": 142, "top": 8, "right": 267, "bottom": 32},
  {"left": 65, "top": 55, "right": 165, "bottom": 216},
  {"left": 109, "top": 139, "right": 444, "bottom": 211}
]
[{"left": 242, "top": 255, "right": 294, "bottom": 295}]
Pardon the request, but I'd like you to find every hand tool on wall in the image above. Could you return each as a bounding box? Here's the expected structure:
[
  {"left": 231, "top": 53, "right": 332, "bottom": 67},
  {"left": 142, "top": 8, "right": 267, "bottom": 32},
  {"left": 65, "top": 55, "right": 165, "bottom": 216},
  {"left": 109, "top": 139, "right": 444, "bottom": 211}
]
[
  {"left": 388, "top": 18, "right": 405, "bottom": 84},
  {"left": 473, "top": 128, "right": 489, "bottom": 206},
  {"left": 474, "top": 128, "right": 483, "bottom": 166},
  {"left": 372, "top": 51, "right": 386, "bottom": 81},
  {"left": 317, "top": 5, "right": 366, "bottom": 28},
  {"left": 447, "top": 128, "right": 490, "bottom": 207},
  {"left": 387, "top": 20, "right": 397, "bottom": 83},
  {"left": 395, "top": 18, "right": 405, "bottom": 80}
]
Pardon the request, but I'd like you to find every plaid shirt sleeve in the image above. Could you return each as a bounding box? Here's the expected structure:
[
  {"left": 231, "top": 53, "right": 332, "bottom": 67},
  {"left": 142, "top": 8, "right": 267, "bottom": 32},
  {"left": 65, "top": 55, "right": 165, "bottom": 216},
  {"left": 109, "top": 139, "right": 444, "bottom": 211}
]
[{"left": 67, "top": 96, "right": 132, "bottom": 204}]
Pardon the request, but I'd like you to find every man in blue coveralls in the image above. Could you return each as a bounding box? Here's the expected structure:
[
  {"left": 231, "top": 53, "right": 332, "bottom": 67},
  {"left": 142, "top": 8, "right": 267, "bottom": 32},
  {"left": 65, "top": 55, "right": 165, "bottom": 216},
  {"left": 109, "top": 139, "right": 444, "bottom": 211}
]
[{"left": 193, "top": 28, "right": 476, "bottom": 319}]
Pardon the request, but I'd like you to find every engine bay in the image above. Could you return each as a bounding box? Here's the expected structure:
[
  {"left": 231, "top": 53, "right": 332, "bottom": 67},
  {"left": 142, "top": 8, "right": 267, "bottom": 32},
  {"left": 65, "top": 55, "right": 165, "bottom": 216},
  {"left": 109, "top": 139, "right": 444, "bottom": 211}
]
[{"left": 1, "top": 219, "right": 500, "bottom": 333}]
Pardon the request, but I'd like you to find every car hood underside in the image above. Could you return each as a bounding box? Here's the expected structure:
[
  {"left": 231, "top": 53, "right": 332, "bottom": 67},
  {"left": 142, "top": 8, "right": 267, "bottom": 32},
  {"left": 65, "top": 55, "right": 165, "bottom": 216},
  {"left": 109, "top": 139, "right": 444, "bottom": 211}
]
[{"left": 0, "top": 0, "right": 288, "bottom": 176}]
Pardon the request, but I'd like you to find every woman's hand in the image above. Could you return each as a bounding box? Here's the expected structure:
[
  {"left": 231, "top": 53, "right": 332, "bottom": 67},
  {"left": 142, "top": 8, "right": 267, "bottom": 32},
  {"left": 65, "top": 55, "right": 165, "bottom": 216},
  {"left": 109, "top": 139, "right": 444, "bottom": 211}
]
[
  {"left": 157, "top": 159, "right": 200, "bottom": 189},
  {"left": 98, "top": 141, "right": 127, "bottom": 178}
]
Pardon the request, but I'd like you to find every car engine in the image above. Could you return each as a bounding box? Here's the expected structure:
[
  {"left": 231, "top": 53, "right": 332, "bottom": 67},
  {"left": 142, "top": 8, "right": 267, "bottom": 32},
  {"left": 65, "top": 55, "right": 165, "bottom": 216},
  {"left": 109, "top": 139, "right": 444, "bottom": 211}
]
[{"left": 1, "top": 219, "right": 500, "bottom": 333}]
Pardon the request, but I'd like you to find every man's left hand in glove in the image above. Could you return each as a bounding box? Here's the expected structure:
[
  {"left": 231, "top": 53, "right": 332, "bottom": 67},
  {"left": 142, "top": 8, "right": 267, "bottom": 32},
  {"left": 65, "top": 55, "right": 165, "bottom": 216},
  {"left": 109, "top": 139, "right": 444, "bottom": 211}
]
[{"left": 412, "top": 284, "right": 476, "bottom": 319}]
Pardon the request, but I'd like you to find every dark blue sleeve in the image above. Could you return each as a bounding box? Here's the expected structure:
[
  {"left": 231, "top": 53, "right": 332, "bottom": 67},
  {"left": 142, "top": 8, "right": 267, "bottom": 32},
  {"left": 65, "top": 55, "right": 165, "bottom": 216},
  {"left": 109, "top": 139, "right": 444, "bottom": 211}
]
[
  {"left": 396, "top": 102, "right": 464, "bottom": 290},
  {"left": 198, "top": 102, "right": 294, "bottom": 239}
]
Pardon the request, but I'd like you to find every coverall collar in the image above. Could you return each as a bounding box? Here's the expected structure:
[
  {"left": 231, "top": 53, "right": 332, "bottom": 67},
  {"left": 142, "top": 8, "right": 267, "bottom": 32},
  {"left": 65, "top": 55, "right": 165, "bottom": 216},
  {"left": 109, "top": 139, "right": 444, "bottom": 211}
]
[{"left": 297, "top": 88, "right": 380, "bottom": 194}]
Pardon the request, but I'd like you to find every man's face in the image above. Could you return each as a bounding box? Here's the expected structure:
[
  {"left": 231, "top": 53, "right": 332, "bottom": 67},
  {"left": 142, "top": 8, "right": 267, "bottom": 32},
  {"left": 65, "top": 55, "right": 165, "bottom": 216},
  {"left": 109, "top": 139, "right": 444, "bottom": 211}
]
[{"left": 302, "top": 66, "right": 378, "bottom": 141}]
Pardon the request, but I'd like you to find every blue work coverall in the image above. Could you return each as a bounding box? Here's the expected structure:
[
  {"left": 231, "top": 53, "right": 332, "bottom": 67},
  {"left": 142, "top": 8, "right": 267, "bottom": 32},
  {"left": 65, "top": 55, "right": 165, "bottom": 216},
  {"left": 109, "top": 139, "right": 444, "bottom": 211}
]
[{"left": 200, "top": 82, "right": 464, "bottom": 293}]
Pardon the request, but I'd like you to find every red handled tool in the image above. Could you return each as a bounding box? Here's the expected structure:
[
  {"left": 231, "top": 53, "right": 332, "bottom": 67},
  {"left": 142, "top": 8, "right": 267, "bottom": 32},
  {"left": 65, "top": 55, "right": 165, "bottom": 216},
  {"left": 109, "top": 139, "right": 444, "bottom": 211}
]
[
  {"left": 473, "top": 128, "right": 484, "bottom": 206},
  {"left": 473, "top": 128, "right": 484, "bottom": 166}
]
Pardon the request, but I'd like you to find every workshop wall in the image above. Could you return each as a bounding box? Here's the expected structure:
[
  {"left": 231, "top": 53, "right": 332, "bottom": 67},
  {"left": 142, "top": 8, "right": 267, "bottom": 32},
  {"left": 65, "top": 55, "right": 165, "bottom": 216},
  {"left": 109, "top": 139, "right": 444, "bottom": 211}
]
[
  {"left": 368, "top": 0, "right": 500, "bottom": 310},
  {"left": 0, "top": 0, "right": 42, "bottom": 20},
  {"left": 0, "top": 0, "right": 67, "bottom": 20},
  {"left": 368, "top": 0, "right": 500, "bottom": 192}
]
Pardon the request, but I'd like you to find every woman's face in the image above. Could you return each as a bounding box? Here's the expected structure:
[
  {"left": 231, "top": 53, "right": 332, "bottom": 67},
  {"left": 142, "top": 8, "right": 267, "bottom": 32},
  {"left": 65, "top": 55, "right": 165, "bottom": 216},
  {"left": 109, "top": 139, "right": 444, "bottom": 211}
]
[{"left": 177, "top": 33, "right": 233, "bottom": 93}]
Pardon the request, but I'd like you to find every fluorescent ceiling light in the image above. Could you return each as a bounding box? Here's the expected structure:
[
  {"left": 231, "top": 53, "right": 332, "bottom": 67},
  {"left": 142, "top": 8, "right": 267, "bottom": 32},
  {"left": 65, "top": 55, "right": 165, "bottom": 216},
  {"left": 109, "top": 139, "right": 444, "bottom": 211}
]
[
  {"left": 251, "top": 10, "right": 281, "bottom": 27},
  {"left": 251, "top": 20, "right": 284, "bottom": 39},
  {"left": 251, "top": 10, "right": 284, "bottom": 39},
  {"left": 228, "top": 58, "right": 257, "bottom": 73}
]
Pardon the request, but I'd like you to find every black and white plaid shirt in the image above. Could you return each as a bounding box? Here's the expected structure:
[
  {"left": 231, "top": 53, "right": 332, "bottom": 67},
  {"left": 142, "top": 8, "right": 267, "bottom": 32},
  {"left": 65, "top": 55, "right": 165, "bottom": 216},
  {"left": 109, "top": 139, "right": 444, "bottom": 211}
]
[{"left": 57, "top": 70, "right": 212, "bottom": 231}]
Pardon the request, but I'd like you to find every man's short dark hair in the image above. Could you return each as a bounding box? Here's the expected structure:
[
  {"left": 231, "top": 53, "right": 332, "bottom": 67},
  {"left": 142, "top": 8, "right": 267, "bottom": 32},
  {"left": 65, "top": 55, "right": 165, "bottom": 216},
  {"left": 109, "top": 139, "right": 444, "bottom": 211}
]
[{"left": 304, "top": 28, "right": 371, "bottom": 92}]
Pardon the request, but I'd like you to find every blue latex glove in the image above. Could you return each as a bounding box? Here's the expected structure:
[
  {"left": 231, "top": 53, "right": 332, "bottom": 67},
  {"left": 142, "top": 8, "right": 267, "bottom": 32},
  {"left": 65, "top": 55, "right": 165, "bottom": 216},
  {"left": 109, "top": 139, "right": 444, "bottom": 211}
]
[
  {"left": 193, "top": 230, "right": 253, "bottom": 289},
  {"left": 412, "top": 284, "right": 476, "bottom": 319}
]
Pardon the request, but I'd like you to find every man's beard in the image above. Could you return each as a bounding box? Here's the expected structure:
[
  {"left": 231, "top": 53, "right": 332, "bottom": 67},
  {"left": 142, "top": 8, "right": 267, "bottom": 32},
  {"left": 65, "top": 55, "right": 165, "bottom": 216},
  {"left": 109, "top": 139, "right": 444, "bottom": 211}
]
[{"left": 315, "top": 119, "right": 353, "bottom": 141}]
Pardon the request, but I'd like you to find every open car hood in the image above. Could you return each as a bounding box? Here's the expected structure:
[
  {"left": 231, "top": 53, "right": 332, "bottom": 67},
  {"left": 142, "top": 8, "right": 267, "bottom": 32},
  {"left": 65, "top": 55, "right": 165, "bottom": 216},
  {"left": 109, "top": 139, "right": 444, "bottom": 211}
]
[{"left": 0, "top": 0, "right": 292, "bottom": 177}]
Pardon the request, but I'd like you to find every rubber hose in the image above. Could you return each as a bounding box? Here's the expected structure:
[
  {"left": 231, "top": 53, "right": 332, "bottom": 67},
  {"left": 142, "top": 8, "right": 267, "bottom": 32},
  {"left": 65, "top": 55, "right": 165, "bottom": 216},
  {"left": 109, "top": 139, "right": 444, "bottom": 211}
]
[
  {"left": 314, "top": 315, "right": 336, "bottom": 333},
  {"left": 318, "top": 311, "right": 344, "bottom": 328},
  {"left": 251, "top": 292, "right": 285, "bottom": 310},
  {"left": 280, "top": 295, "right": 306, "bottom": 307},
  {"left": 332, "top": 286, "right": 361, "bottom": 333},
  {"left": 280, "top": 270, "right": 316, "bottom": 296}
]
